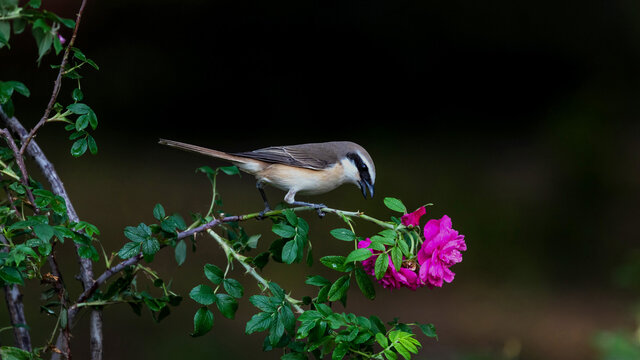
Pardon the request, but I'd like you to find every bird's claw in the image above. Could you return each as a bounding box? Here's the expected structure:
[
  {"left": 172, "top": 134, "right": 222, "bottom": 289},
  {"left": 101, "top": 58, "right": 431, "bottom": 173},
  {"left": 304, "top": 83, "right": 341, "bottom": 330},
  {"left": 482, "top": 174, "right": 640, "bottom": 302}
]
[{"left": 257, "top": 206, "right": 272, "bottom": 220}]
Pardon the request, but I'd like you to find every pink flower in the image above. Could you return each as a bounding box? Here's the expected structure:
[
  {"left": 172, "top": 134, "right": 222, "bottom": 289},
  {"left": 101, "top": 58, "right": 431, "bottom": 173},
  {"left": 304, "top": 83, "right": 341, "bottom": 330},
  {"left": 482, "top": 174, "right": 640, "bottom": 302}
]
[
  {"left": 401, "top": 206, "right": 426, "bottom": 227},
  {"left": 359, "top": 238, "right": 420, "bottom": 290},
  {"left": 58, "top": 34, "right": 66, "bottom": 44},
  {"left": 417, "top": 215, "right": 466, "bottom": 288}
]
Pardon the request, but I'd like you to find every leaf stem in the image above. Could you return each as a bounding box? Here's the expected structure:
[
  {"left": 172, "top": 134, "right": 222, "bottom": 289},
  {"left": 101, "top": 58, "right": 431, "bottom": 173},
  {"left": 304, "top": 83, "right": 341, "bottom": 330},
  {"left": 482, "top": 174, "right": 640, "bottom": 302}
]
[{"left": 206, "top": 229, "right": 305, "bottom": 313}]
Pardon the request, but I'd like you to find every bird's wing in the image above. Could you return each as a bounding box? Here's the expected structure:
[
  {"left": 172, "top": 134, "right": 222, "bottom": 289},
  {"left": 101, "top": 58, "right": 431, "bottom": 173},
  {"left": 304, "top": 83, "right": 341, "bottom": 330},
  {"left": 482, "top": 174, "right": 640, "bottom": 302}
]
[{"left": 232, "top": 144, "right": 340, "bottom": 170}]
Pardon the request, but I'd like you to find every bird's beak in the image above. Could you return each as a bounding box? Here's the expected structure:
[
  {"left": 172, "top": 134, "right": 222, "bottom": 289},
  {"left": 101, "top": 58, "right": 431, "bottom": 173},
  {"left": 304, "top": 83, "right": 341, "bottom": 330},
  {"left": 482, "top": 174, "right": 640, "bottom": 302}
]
[{"left": 359, "top": 179, "right": 375, "bottom": 199}]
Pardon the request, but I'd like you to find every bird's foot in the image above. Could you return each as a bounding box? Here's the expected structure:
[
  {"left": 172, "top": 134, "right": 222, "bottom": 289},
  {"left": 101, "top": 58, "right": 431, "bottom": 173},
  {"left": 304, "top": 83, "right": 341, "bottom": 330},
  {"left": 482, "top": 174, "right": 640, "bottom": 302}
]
[
  {"left": 257, "top": 206, "right": 272, "bottom": 220},
  {"left": 292, "top": 201, "right": 326, "bottom": 218}
]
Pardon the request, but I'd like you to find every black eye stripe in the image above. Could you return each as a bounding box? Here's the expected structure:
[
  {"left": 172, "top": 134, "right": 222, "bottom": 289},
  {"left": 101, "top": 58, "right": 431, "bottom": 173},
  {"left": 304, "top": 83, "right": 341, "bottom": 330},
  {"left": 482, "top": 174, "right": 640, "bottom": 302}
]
[{"left": 346, "top": 153, "right": 368, "bottom": 171}]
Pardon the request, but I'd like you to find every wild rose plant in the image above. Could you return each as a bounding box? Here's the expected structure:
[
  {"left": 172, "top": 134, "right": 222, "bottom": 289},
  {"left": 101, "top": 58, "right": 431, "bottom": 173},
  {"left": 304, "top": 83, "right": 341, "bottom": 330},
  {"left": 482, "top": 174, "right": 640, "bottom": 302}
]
[{"left": 357, "top": 205, "right": 467, "bottom": 290}]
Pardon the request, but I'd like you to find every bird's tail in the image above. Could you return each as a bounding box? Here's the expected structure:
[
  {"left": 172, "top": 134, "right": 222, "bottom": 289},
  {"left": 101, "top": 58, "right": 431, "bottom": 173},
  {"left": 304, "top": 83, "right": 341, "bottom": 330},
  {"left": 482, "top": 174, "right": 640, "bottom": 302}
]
[{"left": 158, "top": 139, "right": 245, "bottom": 163}]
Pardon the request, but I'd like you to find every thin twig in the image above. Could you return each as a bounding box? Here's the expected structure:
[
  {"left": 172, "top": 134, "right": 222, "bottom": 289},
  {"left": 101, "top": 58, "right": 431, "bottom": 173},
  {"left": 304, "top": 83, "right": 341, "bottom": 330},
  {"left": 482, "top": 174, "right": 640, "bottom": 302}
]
[{"left": 19, "top": 0, "right": 90, "bottom": 155}]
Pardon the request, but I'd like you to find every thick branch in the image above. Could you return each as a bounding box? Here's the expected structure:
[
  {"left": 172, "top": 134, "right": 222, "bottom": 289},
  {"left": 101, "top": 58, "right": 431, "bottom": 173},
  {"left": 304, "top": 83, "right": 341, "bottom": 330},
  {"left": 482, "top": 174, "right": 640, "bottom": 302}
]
[
  {"left": 0, "top": 110, "right": 99, "bottom": 359},
  {"left": 0, "top": 233, "right": 31, "bottom": 351}
]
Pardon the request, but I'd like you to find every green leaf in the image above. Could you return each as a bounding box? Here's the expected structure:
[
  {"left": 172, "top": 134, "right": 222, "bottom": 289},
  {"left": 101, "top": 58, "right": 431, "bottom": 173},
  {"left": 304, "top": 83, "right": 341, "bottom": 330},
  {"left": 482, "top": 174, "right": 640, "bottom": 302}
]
[
  {"left": 66, "top": 103, "right": 91, "bottom": 114},
  {"left": 376, "top": 333, "right": 389, "bottom": 347},
  {"left": 332, "top": 343, "right": 349, "bottom": 360},
  {"left": 374, "top": 253, "right": 389, "bottom": 280},
  {"left": 174, "top": 239, "right": 187, "bottom": 266},
  {"left": 70, "top": 138, "right": 87, "bottom": 157},
  {"left": 305, "top": 275, "right": 331, "bottom": 287},
  {"left": 219, "top": 165, "right": 240, "bottom": 175},
  {"left": 117, "top": 242, "right": 140, "bottom": 259},
  {"left": 283, "top": 209, "right": 298, "bottom": 226},
  {"left": 272, "top": 223, "right": 296, "bottom": 238},
  {"left": 87, "top": 134, "right": 97, "bottom": 155},
  {"left": 355, "top": 267, "right": 376, "bottom": 300},
  {"left": 77, "top": 245, "right": 98, "bottom": 261},
  {"left": 246, "top": 234, "right": 261, "bottom": 249},
  {"left": 281, "top": 239, "right": 299, "bottom": 264},
  {"left": 249, "top": 295, "right": 277, "bottom": 312},
  {"left": 75, "top": 114, "right": 89, "bottom": 131},
  {"left": 153, "top": 203, "right": 165, "bottom": 220},
  {"left": 391, "top": 246, "right": 402, "bottom": 271},
  {"left": 72, "top": 88, "right": 83, "bottom": 101},
  {"left": 32, "top": 27, "right": 53, "bottom": 63},
  {"left": 190, "top": 307, "right": 214, "bottom": 337},
  {"left": 5, "top": 81, "right": 29, "bottom": 97},
  {"left": 32, "top": 223, "right": 54, "bottom": 242},
  {"left": 0, "top": 21, "right": 9, "bottom": 49},
  {"left": 189, "top": 284, "right": 216, "bottom": 305},
  {"left": 141, "top": 237, "right": 160, "bottom": 256},
  {"left": 0, "top": 267, "right": 23, "bottom": 285},
  {"left": 345, "top": 248, "right": 373, "bottom": 263},
  {"left": 328, "top": 275, "right": 350, "bottom": 302},
  {"left": 418, "top": 323, "right": 438, "bottom": 339},
  {"left": 246, "top": 311, "right": 274, "bottom": 334},
  {"left": 223, "top": 278, "right": 243, "bottom": 298},
  {"left": 319, "top": 255, "right": 352, "bottom": 272},
  {"left": 215, "top": 293, "right": 238, "bottom": 319},
  {"left": 384, "top": 197, "right": 407, "bottom": 213},
  {"left": 87, "top": 109, "right": 98, "bottom": 129},
  {"left": 204, "top": 263, "right": 223, "bottom": 284},
  {"left": 330, "top": 228, "right": 356, "bottom": 241},
  {"left": 0, "top": 346, "right": 31, "bottom": 360},
  {"left": 124, "top": 223, "right": 151, "bottom": 242}
]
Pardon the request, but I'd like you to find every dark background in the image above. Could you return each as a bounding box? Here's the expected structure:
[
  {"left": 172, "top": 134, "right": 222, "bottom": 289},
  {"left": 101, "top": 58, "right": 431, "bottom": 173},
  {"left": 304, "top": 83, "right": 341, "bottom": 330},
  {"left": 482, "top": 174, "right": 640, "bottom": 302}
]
[{"left": 2, "top": 0, "right": 640, "bottom": 359}]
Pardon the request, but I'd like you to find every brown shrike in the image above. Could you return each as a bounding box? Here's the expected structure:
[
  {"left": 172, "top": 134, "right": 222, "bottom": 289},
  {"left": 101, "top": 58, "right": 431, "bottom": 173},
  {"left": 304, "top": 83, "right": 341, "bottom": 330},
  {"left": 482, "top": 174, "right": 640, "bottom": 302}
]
[{"left": 158, "top": 139, "right": 376, "bottom": 214}]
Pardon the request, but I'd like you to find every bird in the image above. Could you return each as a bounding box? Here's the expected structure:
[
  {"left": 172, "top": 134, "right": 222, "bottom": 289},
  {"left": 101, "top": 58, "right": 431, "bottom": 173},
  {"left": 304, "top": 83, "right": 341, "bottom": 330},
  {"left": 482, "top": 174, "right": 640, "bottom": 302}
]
[{"left": 158, "top": 139, "right": 376, "bottom": 215}]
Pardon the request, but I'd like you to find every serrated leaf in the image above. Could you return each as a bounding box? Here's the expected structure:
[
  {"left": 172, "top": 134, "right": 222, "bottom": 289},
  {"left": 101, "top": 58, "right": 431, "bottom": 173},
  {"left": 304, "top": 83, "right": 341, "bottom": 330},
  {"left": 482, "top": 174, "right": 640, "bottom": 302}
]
[
  {"left": 391, "top": 246, "right": 402, "bottom": 271},
  {"left": 246, "top": 311, "right": 274, "bottom": 334},
  {"left": 305, "top": 275, "right": 331, "bottom": 287},
  {"left": 281, "top": 239, "right": 299, "bottom": 264},
  {"left": 374, "top": 253, "right": 389, "bottom": 280},
  {"left": 249, "top": 295, "right": 276, "bottom": 312},
  {"left": 376, "top": 332, "right": 389, "bottom": 347},
  {"left": 384, "top": 197, "right": 407, "bottom": 213},
  {"left": 0, "top": 346, "right": 31, "bottom": 360},
  {"left": 418, "top": 323, "right": 438, "bottom": 339},
  {"left": 272, "top": 223, "right": 296, "bottom": 238},
  {"left": 0, "top": 267, "right": 23, "bottom": 285},
  {"left": 117, "top": 242, "right": 140, "bottom": 259},
  {"left": 204, "top": 263, "right": 223, "bottom": 284},
  {"left": 32, "top": 223, "right": 54, "bottom": 242},
  {"left": 345, "top": 248, "right": 373, "bottom": 263},
  {"left": 190, "top": 307, "right": 213, "bottom": 337},
  {"left": 355, "top": 267, "right": 376, "bottom": 300},
  {"left": 72, "top": 88, "right": 83, "bottom": 101},
  {"left": 189, "top": 284, "right": 216, "bottom": 305},
  {"left": 328, "top": 275, "right": 350, "bottom": 302},
  {"left": 70, "top": 138, "right": 87, "bottom": 157},
  {"left": 219, "top": 165, "right": 240, "bottom": 175},
  {"left": 215, "top": 293, "right": 238, "bottom": 319},
  {"left": 174, "top": 239, "right": 187, "bottom": 266},
  {"left": 66, "top": 102, "right": 91, "bottom": 114},
  {"left": 75, "top": 114, "right": 89, "bottom": 131},
  {"left": 223, "top": 278, "right": 244, "bottom": 298},
  {"left": 153, "top": 203, "right": 165, "bottom": 220},
  {"left": 330, "top": 228, "right": 355, "bottom": 241},
  {"left": 87, "top": 134, "right": 97, "bottom": 155},
  {"left": 141, "top": 237, "right": 160, "bottom": 256}
]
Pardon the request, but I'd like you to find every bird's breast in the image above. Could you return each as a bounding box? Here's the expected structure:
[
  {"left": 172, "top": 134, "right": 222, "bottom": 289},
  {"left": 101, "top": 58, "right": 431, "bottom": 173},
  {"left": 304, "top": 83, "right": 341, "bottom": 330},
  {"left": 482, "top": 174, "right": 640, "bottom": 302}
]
[{"left": 256, "top": 163, "right": 347, "bottom": 195}]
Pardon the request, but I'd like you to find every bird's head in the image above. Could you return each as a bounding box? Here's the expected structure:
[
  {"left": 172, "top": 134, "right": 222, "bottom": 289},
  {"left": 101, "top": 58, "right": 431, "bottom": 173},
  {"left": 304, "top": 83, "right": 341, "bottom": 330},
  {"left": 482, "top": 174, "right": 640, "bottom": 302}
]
[{"left": 340, "top": 143, "right": 376, "bottom": 199}]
